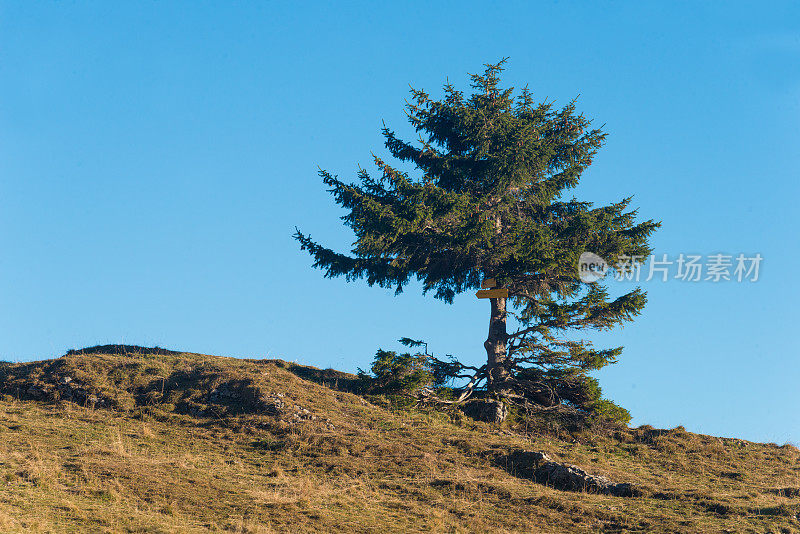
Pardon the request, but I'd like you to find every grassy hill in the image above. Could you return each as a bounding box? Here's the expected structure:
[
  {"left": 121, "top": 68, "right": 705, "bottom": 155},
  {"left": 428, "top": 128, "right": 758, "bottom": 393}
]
[{"left": 0, "top": 346, "right": 797, "bottom": 533}]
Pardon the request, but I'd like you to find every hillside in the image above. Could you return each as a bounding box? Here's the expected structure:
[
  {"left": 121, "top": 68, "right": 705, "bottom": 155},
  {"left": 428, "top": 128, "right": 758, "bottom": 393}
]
[{"left": 0, "top": 346, "right": 797, "bottom": 533}]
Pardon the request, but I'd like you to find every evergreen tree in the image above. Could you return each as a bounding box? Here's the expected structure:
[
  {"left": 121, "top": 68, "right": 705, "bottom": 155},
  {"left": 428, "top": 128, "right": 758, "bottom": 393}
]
[{"left": 295, "top": 60, "right": 659, "bottom": 417}]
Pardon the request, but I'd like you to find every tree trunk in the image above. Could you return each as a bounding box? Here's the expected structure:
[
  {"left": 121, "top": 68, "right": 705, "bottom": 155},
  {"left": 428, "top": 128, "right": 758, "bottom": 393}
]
[{"left": 485, "top": 296, "right": 511, "bottom": 394}]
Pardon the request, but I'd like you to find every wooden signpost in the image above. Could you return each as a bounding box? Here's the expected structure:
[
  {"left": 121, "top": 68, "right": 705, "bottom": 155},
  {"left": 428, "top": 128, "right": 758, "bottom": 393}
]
[
  {"left": 476, "top": 278, "right": 508, "bottom": 299},
  {"left": 476, "top": 289, "right": 508, "bottom": 298}
]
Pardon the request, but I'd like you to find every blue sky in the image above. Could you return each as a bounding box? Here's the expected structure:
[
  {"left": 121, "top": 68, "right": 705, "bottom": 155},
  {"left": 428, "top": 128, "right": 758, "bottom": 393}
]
[{"left": 1, "top": 2, "right": 798, "bottom": 444}]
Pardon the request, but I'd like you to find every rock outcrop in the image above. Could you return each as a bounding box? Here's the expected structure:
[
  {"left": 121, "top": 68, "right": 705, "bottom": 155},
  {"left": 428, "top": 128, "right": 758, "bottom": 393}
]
[{"left": 503, "top": 449, "right": 637, "bottom": 497}]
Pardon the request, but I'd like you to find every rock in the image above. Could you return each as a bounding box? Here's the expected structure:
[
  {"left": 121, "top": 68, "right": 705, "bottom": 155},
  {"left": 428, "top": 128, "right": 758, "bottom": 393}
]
[
  {"left": 258, "top": 395, "right": 285, "bottom": 416},
  {"left": 460, "top": 398, "right": 508, "bottom": 423},
  {"left": 503, "top": 449, "right": 637, "bottom": 497}
]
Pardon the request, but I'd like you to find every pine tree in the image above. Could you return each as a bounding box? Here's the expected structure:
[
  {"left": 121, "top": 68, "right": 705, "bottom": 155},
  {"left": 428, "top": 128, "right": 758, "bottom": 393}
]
[{"left": 295, "top": 60, "right": 659, "bottom": 418}]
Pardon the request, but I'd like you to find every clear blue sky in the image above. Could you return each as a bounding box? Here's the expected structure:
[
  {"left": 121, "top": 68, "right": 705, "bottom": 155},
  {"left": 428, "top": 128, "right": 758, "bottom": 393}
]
[{"left": 1, "top": 2, "right": 798, "bottom": 444}]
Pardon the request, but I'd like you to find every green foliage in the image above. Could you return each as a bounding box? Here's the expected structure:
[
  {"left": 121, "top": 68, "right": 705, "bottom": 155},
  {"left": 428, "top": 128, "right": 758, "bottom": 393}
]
[
  {"left": 295, "top": 59, "right": 658, "bottom": 301},
  {"left": 398, "top": 337, "right": 427, "bottom": 350},
  {"left": 591, "top": 398, "right": 633, "bottom": 426},
  {"left": 512, "top": 368, "right": 630, "bottom": 425},
  {"left": 575, "top": 375, "right": 631, "bottom": 425},
  {"left": 359, "top": 349, "right": 433, "bottom": 394}
]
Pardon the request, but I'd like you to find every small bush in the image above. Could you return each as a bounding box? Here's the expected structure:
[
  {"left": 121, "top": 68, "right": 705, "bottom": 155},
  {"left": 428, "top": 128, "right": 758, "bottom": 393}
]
[
  {"left": 590, "top": 398, "right": 632, "bottom": 426},
  {"left": 511, "top": 369, "right": 631, "bottom": 427},
  {"left": 358, "top": 349, "right": 433, "bottom": 394}
]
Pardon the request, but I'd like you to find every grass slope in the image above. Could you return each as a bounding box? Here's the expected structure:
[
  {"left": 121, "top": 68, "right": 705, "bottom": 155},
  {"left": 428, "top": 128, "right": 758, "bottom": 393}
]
[{"left": 0, "top": 346, "right": 797, "bottom": 533}]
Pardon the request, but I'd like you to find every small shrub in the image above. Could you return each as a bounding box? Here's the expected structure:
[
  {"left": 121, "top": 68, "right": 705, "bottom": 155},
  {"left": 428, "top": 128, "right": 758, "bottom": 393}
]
[
  {"left": 358, "top": 349, "right": 433, "bottom": 394},
  {"left": 590, "top": 398, "right": 632, "bottom": 426}
]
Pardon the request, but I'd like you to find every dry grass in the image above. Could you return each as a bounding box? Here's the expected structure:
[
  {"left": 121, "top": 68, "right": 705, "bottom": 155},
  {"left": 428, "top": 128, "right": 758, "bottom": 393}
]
[{"left": 0, "top": 348, "right": 797, "bottom": 533}]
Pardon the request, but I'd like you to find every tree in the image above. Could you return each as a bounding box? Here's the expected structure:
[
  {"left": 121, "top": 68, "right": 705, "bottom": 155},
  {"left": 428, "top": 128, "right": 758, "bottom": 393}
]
[{"left": 295, "top": 60, "right": 659, "bottom": 418}]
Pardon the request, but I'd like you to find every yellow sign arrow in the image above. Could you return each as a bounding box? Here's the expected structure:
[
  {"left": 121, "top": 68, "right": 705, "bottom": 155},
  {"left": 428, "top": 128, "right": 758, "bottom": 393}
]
[{"left": 476, "top": 288, "right": 508, "bottom": 299}]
